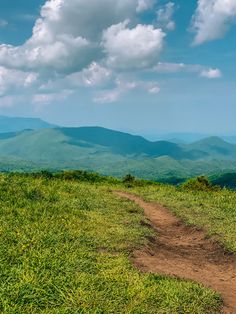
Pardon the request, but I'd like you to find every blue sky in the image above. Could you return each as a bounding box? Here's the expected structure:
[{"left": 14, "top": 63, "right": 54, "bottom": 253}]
[{"left": 0, "top": 0, "right": 235, "bottom": 136}]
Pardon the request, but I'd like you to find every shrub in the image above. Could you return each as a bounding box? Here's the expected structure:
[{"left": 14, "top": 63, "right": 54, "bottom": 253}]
[
  {"left": 181, "top": 176, "right": 220, "bottom": 192},
  {"left": 122, "top": 173, "right": 136, "bottom": 186}
]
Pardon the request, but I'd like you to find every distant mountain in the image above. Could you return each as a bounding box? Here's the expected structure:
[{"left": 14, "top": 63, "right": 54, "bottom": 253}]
[
  {"left": 154, "top": 132, "right": 211, "bottom": 144},
  {"left": 0, "top": 127, "right": 211, "bottom": 161},
  {"left": 185, "top": 136, "right": 236, "bottom": 160},
  {"left": 151, "top": 132, "right": 236, "bottom": 146},
  {"left": 60, "top": 127, "right": 201, "bottom": 159},
  {"left": 0, "top": 116, "right": 55, "bottom": 133},
  {"left": 0, "top": 126, "right": 236, "bottom": 179}
]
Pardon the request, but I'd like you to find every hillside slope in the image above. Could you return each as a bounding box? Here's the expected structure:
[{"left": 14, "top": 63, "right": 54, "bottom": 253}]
[
  {"left": 186, "top": 137, "right": 236, "bottom": 159},
  {"left": 0, "top": 127, "right": 213, "bottom": 160},
  {"left": 0, "top": 173, "right": 221, "bottom": 313}
]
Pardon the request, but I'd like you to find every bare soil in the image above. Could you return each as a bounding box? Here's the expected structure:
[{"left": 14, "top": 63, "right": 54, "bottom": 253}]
[{"left": 115, "top": 191, "right": 236, "bottom": 314}]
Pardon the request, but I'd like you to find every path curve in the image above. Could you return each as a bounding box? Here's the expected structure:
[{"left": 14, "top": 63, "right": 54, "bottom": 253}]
[{"left": 114, "top": 191, "right": 236, "bottom": 314}]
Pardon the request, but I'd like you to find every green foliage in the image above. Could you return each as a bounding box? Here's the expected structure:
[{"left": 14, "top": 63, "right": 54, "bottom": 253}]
[
  {"left": 123, "top": 173, "right": 136, "bottom": 183},
  {"left": 122, "top": 174, "right": 136, "bottom": 187},
  {"left": 0, "top": 174, "right": 221, "bottom": 313},
  {"left": 211, "top": 172, "right": 236, "bottom": 189},
  {"left": 122, "top": 174, "right": 159, "bottom": 189},
  {"left": 156, "top": 176, "right": 186, "bottom": 185},
  {"left": 55, "top": 170, "right": 119, "bottom": 184},
  {"left": 181, "top": 176, "right": 219, "bottom": 192}
]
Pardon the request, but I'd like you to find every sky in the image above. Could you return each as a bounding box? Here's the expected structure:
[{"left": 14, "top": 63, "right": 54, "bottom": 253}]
[{"left": 0, "top": 0, "right": 235, "bottom": 137}]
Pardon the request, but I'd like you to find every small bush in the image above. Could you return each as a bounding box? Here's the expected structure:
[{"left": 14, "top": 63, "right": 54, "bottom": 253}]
[
  {"left": 122, "top": 174, "right": 136, "bottom": 184},
  {"left": 181, "top": 176, "right": 220, "bottom": 192}
]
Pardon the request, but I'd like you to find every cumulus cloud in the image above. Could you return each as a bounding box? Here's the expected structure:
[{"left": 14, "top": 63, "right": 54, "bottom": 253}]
[
  {"left": 0, "top": 0, "right": 222, "bottom": 107},
  {"left": 192, "top": 0, "right": 236, "bottom": 45},
  {"left": 0, "top": 66, "right": 38, "bottom": 96},
  {"left": 156, "top": 2, "right": 176, "bottom": 31},
  {"left": 200, "top": 68, "right": 222, "bottom": 79},
  {"left": 38, "top": 62, "right": 112, "bottom": 93},
  {"left": 67, "top": 62, "right": 112, "bottom": 87},
  {"left": 0, "top": 0, "right": 167, "bottom": 105},
  {"left": 94, "top": 78, "right": 160, "bottom": 103},
  {"left": 0, "top": 0, "right": 143, "bottom": 73},
  {"left": 0, "top": 0, "right": 164, "bottom": 73},
  {"left": 102, "top": 20, "right": 165, "bottom": 70},
  {"left": 136, "top": 0, "right": 154, "bottom": 13}
]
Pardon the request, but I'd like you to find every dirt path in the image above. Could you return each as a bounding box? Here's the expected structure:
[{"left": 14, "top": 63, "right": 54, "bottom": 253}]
[{"left": 114, "top": 191, "right": 236, "bottom": 314}]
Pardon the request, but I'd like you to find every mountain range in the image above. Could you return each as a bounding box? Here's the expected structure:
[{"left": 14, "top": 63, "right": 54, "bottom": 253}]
[{"left": 0, "top": 116, "right": 236, "bottom": 180}]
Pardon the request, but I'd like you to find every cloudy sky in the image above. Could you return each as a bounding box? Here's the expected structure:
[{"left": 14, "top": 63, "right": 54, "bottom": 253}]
[{"left": 0, "top": 0, "right": 235, "bottom": 136}]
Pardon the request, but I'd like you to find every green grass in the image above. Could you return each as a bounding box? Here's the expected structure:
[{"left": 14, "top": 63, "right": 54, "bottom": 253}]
[
  {"left": 0, "top": 174, "right": 221, "bottom": 313},
  {"left": 130, "top": 184, "right": 236, "bottom": 253}
]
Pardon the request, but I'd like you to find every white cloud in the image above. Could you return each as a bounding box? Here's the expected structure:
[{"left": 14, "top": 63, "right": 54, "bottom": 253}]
[
  {"left": 192, "top": 0, "right": 236, "bottom": 45},
  {"left": 102, "top": 20, "right": 165, "bottom": 70},
  {"left": 136, "top": 0, "right": 154, "bottom": 13},
  {"left": 0, "top": 36, "right": 92, "bottom": 73},
  {"left": 0, "top": 0, "right": 167, "bottom": 105},
  {"left": 153, "top": 62, "right": 222, "bottom": 79},
  {"left": 67, "top": 62, "right": 112, "bottom": 87},
  {"left": 0, "top": 66, "right": 38, "bottom": 96},
  {"left": 148, "top": 85, "right": 160, "bottom": 94},
  {"left": 93, "top": 78, "right": 138, "bottom": 103},
  {"left": 154, "top": 62, "right": 188, "bottom": 73},
  {"left": 200, "top": 68, "right": 222, "bottom": 79},
  {"left": 0, "top": 0, "right": 223, "bottom": 108},
  {"left": 94, "top": 78, "right": 160, "bottom": 103},
  {"left": 93, "top": 89, "right": 121, "bottom": 103},
  {"left": 0, "top": 0, "right": 142, "bottom": 73},
  {"left": 33, "top": 90, "right": 73, "bottom": 105},
  {"left": 38, "top": 62, "right": 112, "bottom": 93},
  {"left": 156, "top": 2, "right": 176, "bottom": 31}
]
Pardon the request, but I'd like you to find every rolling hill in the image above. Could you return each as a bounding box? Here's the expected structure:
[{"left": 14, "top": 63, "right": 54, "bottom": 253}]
[
  {"left": 185, "top": 136, "right": 236, "bottom": 159},
  {"left": 0, "top": 126, "right": 236, "bottom": 179},
  {"left": 0, "top": 127, "right": 211, "bottom": 162}
]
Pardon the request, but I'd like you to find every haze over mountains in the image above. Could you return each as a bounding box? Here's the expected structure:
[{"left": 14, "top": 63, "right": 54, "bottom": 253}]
[
  {"left": 0, "top": 116, "right": 236, "bottom": 180},
  {"left": 0, "top": 116, "right": 55, "bottom": 134}
]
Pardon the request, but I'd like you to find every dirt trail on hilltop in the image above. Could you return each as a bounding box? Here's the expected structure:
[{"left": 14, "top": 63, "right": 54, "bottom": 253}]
[{"left": 114, "top": 191, "right": 236, "bottom": 314}]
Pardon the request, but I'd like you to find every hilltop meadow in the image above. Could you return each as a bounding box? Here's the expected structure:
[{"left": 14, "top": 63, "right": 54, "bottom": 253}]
[{"left": 1, "top": 170, "right": 235, "bottom": 313}]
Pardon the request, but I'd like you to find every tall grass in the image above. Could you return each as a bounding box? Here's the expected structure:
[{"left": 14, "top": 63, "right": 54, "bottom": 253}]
[{"left": 0, "top": 174, "right": 221, "bottom": 313}]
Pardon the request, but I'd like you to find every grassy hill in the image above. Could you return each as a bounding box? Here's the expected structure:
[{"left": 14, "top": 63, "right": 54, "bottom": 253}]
[{"left": 0, "top": 173, "right": 223, "bottom": 313}]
